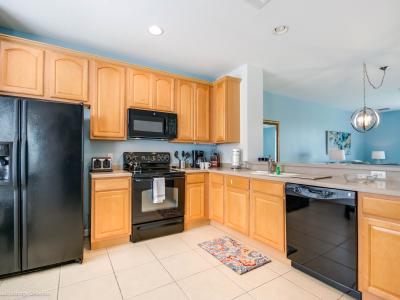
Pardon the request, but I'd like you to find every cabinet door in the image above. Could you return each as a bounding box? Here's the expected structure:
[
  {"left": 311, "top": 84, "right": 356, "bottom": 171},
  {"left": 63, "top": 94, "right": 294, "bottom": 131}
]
[
  {"left": 186, "top": 183, "right": 205, "bottom": 221},
  {"left": 126, "top": 68, "right": 153, "bottom": 109},
  {"left": 225, "top": 187, "right": 249, "bottom": 235},
  {"left": 214, "top": 81, "right": 226, "bottom": 142},
  {"left": 153, "top": 74, "right": 174, "bottom": 112},
  {"left": 176, "top": 80, "right": 194, "bottom": 141},
  {"left": 90, "top": 61, "right": 126, "bottom": 140},
  {"left": 92, "top": 189, "right": 131, "bottom": 240},
  {"left": 250, "top": 192, "right": 285, "bottom": 252},
  {"left": 0, "top": 41, "right": 44, "bottom": 95},
  {"left": 194, "top": 83, "right": 210, "bottom": 142},
  {"left": 359, "top": 216, "right": 400, "bottom": 299},
  {"left": 210, "top": 180, "right": 224, "bottom": 223},
  {"left": 46, "top": 50, "right": 88, "bottom": 102}
]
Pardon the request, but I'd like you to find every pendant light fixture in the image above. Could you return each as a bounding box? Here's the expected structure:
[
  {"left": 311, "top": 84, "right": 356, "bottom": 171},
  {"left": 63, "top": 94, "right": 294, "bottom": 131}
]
[{"left": 351, "top": 63, "right": 389, "bottom": 133}]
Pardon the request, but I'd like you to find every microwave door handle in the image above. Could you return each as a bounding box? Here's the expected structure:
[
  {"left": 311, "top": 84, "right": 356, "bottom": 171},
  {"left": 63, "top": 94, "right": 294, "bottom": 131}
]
[{"left": 163, "top": 118, "right": 167, "bottom": 135}]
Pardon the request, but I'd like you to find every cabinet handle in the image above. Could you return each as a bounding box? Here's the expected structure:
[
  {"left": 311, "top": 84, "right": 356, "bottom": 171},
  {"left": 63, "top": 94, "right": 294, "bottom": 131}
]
[{"left": 230, "top": 179, "right": 233, "bottom": 185}]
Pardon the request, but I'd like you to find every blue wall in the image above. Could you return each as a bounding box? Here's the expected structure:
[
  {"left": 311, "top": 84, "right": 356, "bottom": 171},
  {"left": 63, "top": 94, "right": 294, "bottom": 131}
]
[
  {"left": 363, "top": 110, "right": 400, "bottom": 164},
  {"left": 263, "top": 126, "right": 276, "bottom": 160},
  {"left": 263, "top": 92, "right": 366, "bottom": 163}
]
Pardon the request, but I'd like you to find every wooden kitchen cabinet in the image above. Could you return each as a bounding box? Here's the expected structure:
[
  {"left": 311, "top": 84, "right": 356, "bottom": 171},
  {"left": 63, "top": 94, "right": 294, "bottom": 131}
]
[
  {"left": 176, "top": 80, "right": 194, "bottom": 141},
  {"left": 250, "top": 180, "right": 285, "bottom": 252},
  {"left": 225, "top": 176, "right": 249, "bottom": 235},
  {"left": 0, "top": 40, "right": 44, "bottom": 96},
  {"left": 175, "top": 80, "right": 210, "bottom": 142},
  {"left": 91, "top": 176, "right": 132, "bottom": 249},
  {"left": 194, "top": 83, "right": 210, "bottom": 142},
  {"left": 358, "top": 193, "right": 400, "bottom": 300},
  {"left": 153, "top": 73, "right": 175, "bottom": 112},
  {"left": 185, "top": 173, "right": 209, "bottom": 229},
  {"left": 45, "top": 50, "right": 89, "bottom": 102},
  {"left": 126, "top": 68, "right": 153, "bottom": 109},
  {"left": 211, "top": 76, "right": 240, "bottom": 143},
  {"left": 209, "top": 173, "right": 224, "bottom": 224},
  {"left": 90, "top": 60, "right": 126, "bottom": 140}
]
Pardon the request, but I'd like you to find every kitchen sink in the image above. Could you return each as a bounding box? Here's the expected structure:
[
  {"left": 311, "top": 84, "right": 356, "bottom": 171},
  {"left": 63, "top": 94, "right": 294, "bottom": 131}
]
[{"left": 250, "top": 170, "right": 299, "bottom": 177}]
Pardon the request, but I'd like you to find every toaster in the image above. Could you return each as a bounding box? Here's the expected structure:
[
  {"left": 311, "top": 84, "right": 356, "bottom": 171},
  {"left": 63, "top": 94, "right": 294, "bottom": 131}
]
[{"left": 91, "top": 157, "right": 112, "bottom": 172}]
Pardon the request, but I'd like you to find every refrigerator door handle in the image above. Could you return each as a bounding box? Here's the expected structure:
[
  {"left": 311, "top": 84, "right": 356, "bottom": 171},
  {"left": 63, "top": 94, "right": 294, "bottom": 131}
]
[
  {"left": 20, "top": 100, "right": 28, "bottom": 270},
  {"left": 21, "top": 101, "right": 27, "bottom": 188},
  {"left": 12, "top": 100, "right": 19, "bottom": 189}
]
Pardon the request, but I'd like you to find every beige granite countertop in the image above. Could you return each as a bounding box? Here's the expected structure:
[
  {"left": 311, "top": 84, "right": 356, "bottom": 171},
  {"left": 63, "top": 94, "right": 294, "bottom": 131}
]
[
  {"left": 90, "top": 169, "right": 132, "bottom": 179},
  {"left": 179, "top": 167, "right": 400, "bottom": 197}
]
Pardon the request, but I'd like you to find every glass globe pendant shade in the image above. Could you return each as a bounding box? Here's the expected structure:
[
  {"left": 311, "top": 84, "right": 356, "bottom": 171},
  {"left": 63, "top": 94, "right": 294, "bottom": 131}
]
[{"left": 351, "top": 106, "right": 380, "bottom": 133}]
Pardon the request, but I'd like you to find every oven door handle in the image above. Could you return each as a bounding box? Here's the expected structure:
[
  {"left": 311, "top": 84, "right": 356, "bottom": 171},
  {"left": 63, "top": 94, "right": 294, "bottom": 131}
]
[{"left": 134, "top": 176, "right": 185, "bottom": 182}]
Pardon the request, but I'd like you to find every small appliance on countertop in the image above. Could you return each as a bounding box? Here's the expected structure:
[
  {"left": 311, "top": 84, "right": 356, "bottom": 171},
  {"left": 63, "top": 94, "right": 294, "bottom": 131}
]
[
  {"left": 90, "top": 157, "right": 113, "bottom": 172},
  {"left": 231, "top": 148, "right": 242, "bottom": 169},
  {"left": 192, "top": 150, "right": 205, "bottom": 168},
  {"left": 210, "top": 152, "right": 221, "bottom": 168}
]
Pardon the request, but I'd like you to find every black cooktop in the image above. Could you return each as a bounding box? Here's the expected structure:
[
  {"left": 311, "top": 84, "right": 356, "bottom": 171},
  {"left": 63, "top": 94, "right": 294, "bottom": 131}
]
[{"left": 123, "top": 152, "right": 184, "bottom": 178}]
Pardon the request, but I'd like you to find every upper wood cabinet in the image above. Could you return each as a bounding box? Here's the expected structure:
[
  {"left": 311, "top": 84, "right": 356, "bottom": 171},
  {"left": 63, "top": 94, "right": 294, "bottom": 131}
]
[
  {"left": 0, "top": 40, "right": 44, "bottom": 96},
  {"left": 194, "top": 84, "right": 210, "bottom": 142},
  {"left": 175, "top": 80, "right": 210, "bottom": 142},
  {"left": 209, "top": 173, "right": 224, "bottom": 224},
  {"left": 45, "top": 50, "right": 89, "bottom": 102},
  {"left": 211, "top": 76, "right": 240, "bottom": 143},
  {"left": 153, "top": 73, "right": 175, "bottom": 112},
  {"left": 358, "top": 193, "right": 400, "bottom": 300},
  {"left": 176, "top": 80, "right": 194, "bottom": 141},
  {"left": 250, "top": 180, "right": 285, "bottom": 252},
  {"left": 90, "top": 60, "right": 126, "bottom": 140},
  {"left": 126, "top": 68, "right": 153, "bottom": 109}
]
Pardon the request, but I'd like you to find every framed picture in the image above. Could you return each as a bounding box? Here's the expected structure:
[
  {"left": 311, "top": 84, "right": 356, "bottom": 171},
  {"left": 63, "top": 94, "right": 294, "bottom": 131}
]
[{"left": 326, "top": 131, "right": 351, "bottom": 155}]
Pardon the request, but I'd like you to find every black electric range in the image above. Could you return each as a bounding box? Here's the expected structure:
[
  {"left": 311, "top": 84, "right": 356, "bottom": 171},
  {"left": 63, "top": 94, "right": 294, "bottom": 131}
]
[{"left": 123, "top": 152, "right": 185, "bottom": 242}]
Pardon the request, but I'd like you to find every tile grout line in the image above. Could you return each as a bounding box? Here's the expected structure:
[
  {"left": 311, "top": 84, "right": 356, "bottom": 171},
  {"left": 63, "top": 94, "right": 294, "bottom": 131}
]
[
  {"left": 106, "top": 248, "right": 124, "bottom": 300},
  {"left": 56, "top": 266, "right": 61, "bottom": 300},
  {"left": 144, "top": 243, "right": 190, "bottom": 300}
]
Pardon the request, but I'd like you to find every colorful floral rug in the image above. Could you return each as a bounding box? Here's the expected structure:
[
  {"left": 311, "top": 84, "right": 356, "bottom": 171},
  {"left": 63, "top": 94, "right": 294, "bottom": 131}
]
[{"left": 198, "top": 236, "right": 271, "bottom": 275}]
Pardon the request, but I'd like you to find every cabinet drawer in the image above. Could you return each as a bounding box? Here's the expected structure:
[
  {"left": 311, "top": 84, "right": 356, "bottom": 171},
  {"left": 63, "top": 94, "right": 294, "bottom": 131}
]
[
  {"left": 226, "top": 176, "right": 249, "bottom": 190},
  {"left": 186, "top": 173, "right": 205, "bottom": 184},
  {"left": 251, "top": 179, "right": 284, "bottom": 197},
  {"left": 361, "top": 193, "right": 400, "bottom": 222},
  {"left": 210, "top": 173, "right": 224, "bottom": 185},
  {"left": 94, "top": 177, "right": 131, "bottom": 192}
]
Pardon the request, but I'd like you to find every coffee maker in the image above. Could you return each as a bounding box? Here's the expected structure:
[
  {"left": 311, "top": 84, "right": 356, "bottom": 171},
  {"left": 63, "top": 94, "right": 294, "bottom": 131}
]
[
  {"left": 192, "top": 150, "right": 205, "bottom": 168},
  {"left": 0, "top": 143, "right": 11, "bottom": 183}
]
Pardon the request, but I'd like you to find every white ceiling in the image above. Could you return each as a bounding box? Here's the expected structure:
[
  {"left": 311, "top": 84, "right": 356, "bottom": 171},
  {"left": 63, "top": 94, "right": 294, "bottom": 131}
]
[{"left": 0, "top": 0, "right": 399, "bottom": 110}]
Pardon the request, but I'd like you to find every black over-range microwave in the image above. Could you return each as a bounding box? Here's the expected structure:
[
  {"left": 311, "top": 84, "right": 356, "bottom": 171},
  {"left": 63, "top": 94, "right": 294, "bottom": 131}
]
[{"left": 128, "top": 109, "right": 177, "bottom": 140}]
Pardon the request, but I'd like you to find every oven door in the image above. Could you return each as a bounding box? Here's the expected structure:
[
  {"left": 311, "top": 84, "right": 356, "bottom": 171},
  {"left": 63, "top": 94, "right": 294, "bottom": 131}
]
[{"left": 132, "top": 175, "right": 185, "bottom": 224}]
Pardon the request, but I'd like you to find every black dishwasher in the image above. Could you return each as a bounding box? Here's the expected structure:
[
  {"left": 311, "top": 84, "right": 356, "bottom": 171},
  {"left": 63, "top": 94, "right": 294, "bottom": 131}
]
[{"left": 285, "top": 183, "right": 361, "bottom": 299}]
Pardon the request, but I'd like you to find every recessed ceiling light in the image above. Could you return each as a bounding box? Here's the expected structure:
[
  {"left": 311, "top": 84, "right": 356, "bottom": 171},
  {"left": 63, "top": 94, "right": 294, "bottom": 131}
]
[
  {"left": 273, "top": 25, "right": 289, "bottom": 35},
  {"left": 148, "top": 25, "right": 163, "bottom": 36}
]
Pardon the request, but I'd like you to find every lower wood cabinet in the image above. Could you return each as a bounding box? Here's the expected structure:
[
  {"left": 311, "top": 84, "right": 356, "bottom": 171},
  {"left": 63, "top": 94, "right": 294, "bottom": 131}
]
[
  {"left": 250, "top": 180, "right": 285, "bottom": 252},
  {"left": 358, "top": 193, "right": 400, "bottom": 300},
  {"left": 224, "top": 176, "right": 250, "bottom": 235},
  {"left": 209, "top": 173, "right": 224, "bottom": 223},
  {"left": 185, "top": 173, "right": 209, "bottom": 229},
  {"left": 91, "top": 176, "right": 131, "bottom": 249}
]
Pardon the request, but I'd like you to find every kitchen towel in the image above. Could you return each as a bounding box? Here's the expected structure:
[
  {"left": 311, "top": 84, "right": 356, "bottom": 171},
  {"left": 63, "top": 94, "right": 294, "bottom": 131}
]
[{"left": 153, "top": 177, "right": 166, "bottom": 204}]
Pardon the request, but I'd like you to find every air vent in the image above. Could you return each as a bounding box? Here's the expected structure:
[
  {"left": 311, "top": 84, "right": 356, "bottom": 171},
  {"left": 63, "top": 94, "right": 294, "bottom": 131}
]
[{"left": 244, "top": 0, "right": 272, "bottom": 9}]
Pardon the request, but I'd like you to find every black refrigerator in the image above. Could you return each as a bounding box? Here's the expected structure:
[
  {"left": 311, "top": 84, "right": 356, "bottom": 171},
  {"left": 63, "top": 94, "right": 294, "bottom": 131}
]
[{"left": 0, "top": 96, "right": 83, "bottom": 276}]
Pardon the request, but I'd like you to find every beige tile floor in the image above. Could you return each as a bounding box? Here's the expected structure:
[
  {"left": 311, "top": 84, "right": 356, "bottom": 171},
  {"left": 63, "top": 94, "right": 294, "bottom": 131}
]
[{"left": 0, "top": 225, "right": 355, "bottom": 300}]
